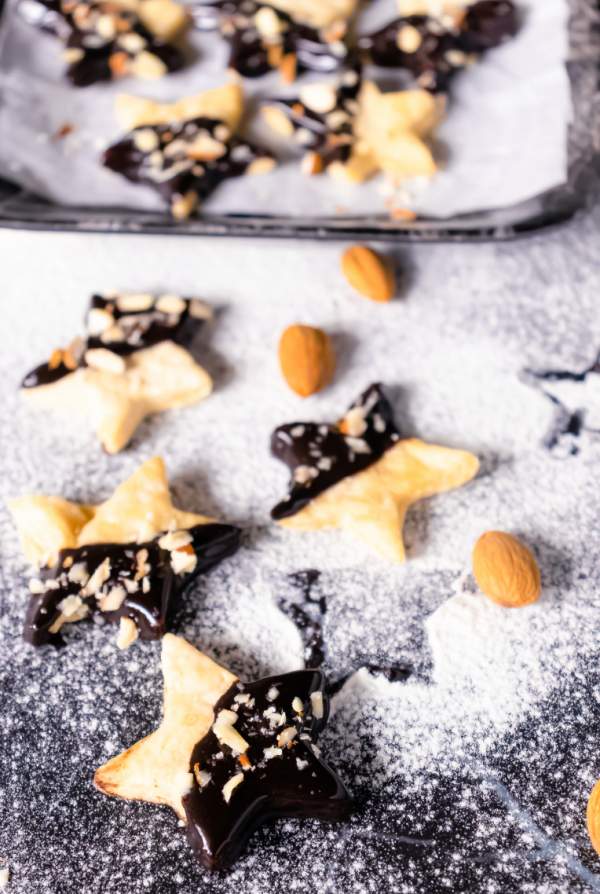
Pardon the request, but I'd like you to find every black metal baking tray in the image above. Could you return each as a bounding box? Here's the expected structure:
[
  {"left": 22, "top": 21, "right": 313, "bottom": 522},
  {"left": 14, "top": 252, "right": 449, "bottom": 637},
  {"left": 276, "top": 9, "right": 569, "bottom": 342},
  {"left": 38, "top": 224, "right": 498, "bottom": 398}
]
[{"left": 0, "top": 0, "right": 598, "bottom": 241}]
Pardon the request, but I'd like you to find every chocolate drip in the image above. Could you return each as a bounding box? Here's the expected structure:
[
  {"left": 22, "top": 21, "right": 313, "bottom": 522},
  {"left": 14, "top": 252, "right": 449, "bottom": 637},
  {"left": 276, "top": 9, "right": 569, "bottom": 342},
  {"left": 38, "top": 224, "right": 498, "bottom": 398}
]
[
  {"left": 359, "top": 0, "right": 517, "bottom": 92},
  {"left": 271, "top": 383, "right": 400, "bottom": 520},
  {"left": 24, "top": 523, "right": 241, "bottom": 646},
  {"left": 103, "top": 116, "right": 273, "bottom": 215},
  {"left": 191, "top": 0, "right": 349, "bottom": 78},
  {"left": 22, "top": 356, "right": 80, "bottom": 389},
  {"left": 20, "top": 0, "right": 185, "bottom": 86},
  {"left": 21, "top": 293, "right": 209, "bottom": 389},
  {"left": 183, "top": 670, "right": 352, "bottom": 870}
]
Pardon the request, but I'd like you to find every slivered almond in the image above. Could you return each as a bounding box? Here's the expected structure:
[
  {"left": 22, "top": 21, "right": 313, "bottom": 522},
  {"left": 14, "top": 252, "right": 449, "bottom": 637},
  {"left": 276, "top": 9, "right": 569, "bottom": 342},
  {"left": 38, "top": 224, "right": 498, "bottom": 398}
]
[
  {"left": 48, "top": 349, "right": 64, "bottom": 370},
  {"left": 109, "top": 51, "right": 130, "bottom": 77},
  {"left": 279, "top": 53, "right": 297, "bottom": 84},
  {"left": 301, "top": 151, "right": 324, "bottom": 176}
]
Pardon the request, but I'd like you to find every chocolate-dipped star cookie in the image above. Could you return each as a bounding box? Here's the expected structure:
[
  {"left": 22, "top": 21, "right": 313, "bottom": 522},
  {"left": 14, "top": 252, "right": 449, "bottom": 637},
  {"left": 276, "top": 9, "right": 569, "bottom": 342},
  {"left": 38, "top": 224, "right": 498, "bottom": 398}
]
[
  {"left": 95, "top": 634, "right": 351, "bottom": 869},
  {"left": 9, "top": 457, "right": 241, "bottom": 647},
  {"left": 21, "top": 0, "right": 190, "bottom": 86},
  {"left": 103, "top": 83, "right": 275, "bottom": 219},
  {"left": 359, "top": 0, "right": 517, "bottom": 93},
  {"left": 271, "top": 383, "right": 479, "bottom": 561},
  {"left": 191, "top": 0, "right": 353, "bottom": 81},
  {"left": 263, "top": 75, "right": 441, "bottom": 182},
  {"left": 21, "top": 292, "right": 213, "bottom": 453}
]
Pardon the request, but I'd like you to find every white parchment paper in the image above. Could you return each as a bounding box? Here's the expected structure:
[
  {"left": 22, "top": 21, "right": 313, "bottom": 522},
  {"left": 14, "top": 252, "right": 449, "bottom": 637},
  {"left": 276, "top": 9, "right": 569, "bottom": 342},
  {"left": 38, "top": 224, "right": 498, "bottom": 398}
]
[{"left": 0, "top": 0, "right": 570, "bottom": 218}]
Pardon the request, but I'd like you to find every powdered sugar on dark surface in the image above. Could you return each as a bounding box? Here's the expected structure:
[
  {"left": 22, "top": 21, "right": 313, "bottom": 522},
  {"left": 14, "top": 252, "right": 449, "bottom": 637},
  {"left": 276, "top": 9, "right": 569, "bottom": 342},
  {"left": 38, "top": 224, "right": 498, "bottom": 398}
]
[{"left": 2, "top": 214, "right": 600, "bottom": 892}]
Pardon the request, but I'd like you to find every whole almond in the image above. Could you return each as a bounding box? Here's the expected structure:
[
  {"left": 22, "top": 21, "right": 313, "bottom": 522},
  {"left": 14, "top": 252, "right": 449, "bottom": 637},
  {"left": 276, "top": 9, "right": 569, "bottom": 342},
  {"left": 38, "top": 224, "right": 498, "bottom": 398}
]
[
  {"left": 278, "top": 325, "right": 335, "bottom": 398},
  {"left": 472, "top": 531, "right": 541, "bottom": 608},
  {"left": 341, "top": 245, "right": 395, "bottom": 303},
  {"left": 587, "top": 780, "right": 600, "bottom": 855}
]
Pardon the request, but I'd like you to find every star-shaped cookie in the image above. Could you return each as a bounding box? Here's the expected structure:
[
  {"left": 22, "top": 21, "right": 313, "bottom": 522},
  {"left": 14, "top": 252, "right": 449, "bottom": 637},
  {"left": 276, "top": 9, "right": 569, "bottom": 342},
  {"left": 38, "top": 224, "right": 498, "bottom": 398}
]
[
  {"left": 270, "top": 383, "right": 479, "bottom": 561},
  {"left": 21, "top": 292, "right": 214, "bottom": 453},
  {"left": 103, "top": 83, "right": 275, "bottom": 219},
  {"left": 95, "top": 634, "right": 351, "bottom": 869},
  {"left": 263, "top": 75, "right": 441, "bottom": 182},
  {"left": 9, "top": 457, "right": 241, "bottom": 647},
  {"left": 21, "top": 0, "right": 190, "bottom": 86}
]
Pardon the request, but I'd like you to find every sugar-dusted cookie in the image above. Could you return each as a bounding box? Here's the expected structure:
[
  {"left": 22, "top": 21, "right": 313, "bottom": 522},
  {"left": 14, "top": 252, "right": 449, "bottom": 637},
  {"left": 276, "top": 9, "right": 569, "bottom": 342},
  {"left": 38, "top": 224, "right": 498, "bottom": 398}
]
[
  {"left": 103, "top": 83, "right": 275, "bottom": 219},
  {"left": 359, "top": 0, "right": 517, "bottom": 93},
  {"left": 20, "top": 0, "right": 190, "bottom": 86},
  {"left": 270, "top": 383, "right": 479, "bottom": 561},
  {"left": 21, "top": 292, "right": 213, "bottom": 453},
  {"left": 192, "top": 0, "right": 356, "bottom": 80},
  {"left": 95, "top": 633, "right": 352, "bottom": 869},
  {"left": 9, "top": 457, "right": 241, "bottom": 647},
  {"left": 262, "top": 74, "right": 442, "bottom": 182}
]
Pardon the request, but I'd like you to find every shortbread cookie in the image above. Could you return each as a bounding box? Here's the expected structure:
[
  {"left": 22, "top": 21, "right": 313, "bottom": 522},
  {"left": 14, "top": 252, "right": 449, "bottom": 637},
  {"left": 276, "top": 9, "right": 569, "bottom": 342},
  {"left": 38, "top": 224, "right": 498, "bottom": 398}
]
[
  {"left": 21, "top": 0, "right": 190, "bottom": 86},
  {"left": 103, "top": 84, "right": 275, "bottom": 219},
  {"left": 192, "top": 0, "right": 354, "bottom": 80},
  {"left": 21, "top": 292, "right": 213, "bottom": 453},
  {"left": 359, "top": 0, "right": 517, "bottom": 93},
  {"left": 95, "top": 633, "right": 352, "bottom": 869},
  {"left": 270, "top": 383, "right": 479, "bottom": 561},
  {"left": 263, "top": 75, "right": 441, "bottom": 182},
  {"left": 9, "top": 457, "right": 241, "bottom": 646}
]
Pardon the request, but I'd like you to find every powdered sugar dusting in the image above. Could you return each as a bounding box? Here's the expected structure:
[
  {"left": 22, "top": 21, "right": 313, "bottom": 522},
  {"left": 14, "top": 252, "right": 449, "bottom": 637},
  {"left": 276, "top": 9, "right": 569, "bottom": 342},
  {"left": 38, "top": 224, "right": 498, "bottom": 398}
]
[{"left": 1, "top": 225, "right": 600, "bottom": 892}]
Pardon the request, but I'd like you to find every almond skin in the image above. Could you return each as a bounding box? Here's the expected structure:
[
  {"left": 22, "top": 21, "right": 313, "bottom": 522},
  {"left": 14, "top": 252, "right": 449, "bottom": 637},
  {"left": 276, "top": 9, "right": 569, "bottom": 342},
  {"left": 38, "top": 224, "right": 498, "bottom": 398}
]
[
  {"left": 278, "top": 324, "right": 335, "bottom": 398},
  {"left": 341, "top": 245, "right": 395, "bottom": 303},
  {"left": 472, "top": 531, "right": 541, "bottom": 608},
  {"left": 587, "top": 780, "right": 600, "bottom": 856}
]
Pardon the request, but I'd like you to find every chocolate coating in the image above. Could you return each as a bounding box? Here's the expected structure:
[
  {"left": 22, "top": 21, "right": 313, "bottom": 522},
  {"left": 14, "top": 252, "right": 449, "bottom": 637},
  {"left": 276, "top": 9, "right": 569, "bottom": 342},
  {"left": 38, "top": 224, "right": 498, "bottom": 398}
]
[
  {"left": 459, "top": 0, "right": 518, "bottom": 52},
  {"left": 359, "top": 15, "right": 457, "bottom": 92},
  {"left": 103, "top": 116, "right": 272, "bottom": 215},
  {"left": 271, "top": 383, "right": 400, "bottom": 520},
  {"left": 191, "top": 0, "right": 350, "bottom": 78},
  {"left": 183, "top": 669, "right": 352, "bottom": 869},
  {"left": 20, "top": 0, "right": 185, "bottom": 86},
  {"left": 360, "top": 0, "right": 517, "bottom": 92},
  {"left": 21, "top": 293, "right": 209, "bottom": 389},
  {"left": 264, "top": 67, "right": 361, "bottom": 167},
  {"left": 25, "top": 523, "right": 241, "bottom": 646}
]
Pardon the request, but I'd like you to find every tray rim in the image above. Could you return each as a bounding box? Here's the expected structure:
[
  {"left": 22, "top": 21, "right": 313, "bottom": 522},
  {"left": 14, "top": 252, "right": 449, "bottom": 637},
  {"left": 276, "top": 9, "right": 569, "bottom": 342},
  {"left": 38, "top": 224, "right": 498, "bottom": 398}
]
[{"left": 0, "top": 0, "right": 598, "bottom": 242}]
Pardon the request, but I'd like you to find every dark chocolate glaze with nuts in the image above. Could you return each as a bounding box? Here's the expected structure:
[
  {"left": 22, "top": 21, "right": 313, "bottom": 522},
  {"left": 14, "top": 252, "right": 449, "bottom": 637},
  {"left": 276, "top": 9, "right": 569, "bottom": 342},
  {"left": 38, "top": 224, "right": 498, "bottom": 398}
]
[
  {"left": 20, "top": 0, "right": 185, "bottom": 86},
  {"left": 191, "top": 0, "right": 350, "bottom": 78},
  {"left": 264, "top": 66, "right": 361, "bottom": 168},
  {"left": 271, "top": 383, "right": 400, "bottom": 520},
  {"left": 182, "top": 669, "right": 352, "bottom": 870},
  {"left": 21, "top": 293, "right": 210, "bottom": 389},
  {"left": 359, "top": 0, "right": 517, "bottom": 92},
  {"left": 25, "top": 522, "right": 241, "bottom": 646},
  {"left": 103, "top": 116, "right": 273, "bottom": 215}
]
